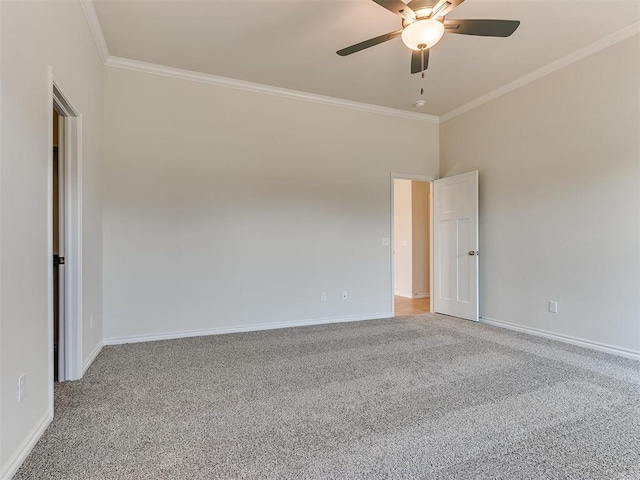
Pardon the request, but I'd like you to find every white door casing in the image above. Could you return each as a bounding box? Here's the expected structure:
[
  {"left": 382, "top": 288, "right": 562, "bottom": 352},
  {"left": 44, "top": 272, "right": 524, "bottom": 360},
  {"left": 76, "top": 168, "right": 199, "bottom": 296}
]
[
  {"left": 51, "top": 70, "right": 83, "bottom": 385},
  {"left": 433, "top": 171, "right": 479, "bottom": 321},
  {"left": 57, "top": 114, "right": 67, "bottom": 381}
]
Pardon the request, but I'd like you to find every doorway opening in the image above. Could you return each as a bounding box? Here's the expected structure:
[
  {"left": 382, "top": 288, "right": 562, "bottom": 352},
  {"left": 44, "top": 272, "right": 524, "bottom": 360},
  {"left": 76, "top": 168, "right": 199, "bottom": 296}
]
[
  {"left": 50, "top": 74, "right": 83, "bottom": 387},
  {"left": 391, "top": 175, "right": 434, "bottom": 316}
]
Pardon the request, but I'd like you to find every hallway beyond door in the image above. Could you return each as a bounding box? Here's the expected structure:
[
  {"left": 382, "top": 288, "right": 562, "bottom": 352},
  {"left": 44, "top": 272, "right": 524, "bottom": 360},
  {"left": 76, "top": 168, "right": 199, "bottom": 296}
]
[{"left": 394, "top": 296, "right": 430, "bottom": 316}]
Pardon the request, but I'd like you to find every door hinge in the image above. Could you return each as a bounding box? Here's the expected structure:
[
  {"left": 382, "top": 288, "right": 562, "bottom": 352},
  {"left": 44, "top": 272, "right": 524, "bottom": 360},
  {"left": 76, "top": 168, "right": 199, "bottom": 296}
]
[{"left": 53, "top": 254, "right": 65, "bottom": 266}]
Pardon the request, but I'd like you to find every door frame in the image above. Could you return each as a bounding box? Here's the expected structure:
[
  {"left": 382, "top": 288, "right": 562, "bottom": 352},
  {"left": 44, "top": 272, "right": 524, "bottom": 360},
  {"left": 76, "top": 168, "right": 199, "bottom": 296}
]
[
  {"left": 390, "top": 173, "right": 436, "bottom": 316},
  {"left": 48, "top": 68, "right": 83, "bottom": 391}
]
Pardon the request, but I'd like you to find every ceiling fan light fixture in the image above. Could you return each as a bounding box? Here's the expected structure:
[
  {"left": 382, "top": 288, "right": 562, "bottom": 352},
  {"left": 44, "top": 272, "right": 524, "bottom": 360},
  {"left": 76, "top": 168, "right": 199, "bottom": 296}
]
[{"left": 401, "top": 19, "right": 445, "bottom": 50}]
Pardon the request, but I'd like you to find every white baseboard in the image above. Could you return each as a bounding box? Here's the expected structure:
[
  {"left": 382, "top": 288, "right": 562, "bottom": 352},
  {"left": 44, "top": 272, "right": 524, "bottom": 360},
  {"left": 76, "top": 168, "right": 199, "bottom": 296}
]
[
  {"left": 82, "top": 340, "right": 104, "bottom": 375},
  {"left": 104, "top": 312, "right": 394, "bottom": 345},
  {"left": 413, "top": 293, "right": 430, "bottom": 299},
  {"left": 480, "top": 316, "right": 640, "bottom": 361},
  {"left": 0, "top": 409, "right": 53, "bottom": 480}
]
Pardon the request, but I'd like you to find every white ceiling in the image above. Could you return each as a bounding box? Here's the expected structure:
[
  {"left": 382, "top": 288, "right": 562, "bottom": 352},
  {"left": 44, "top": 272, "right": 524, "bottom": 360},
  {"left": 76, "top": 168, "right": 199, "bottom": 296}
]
[{"left": 92, "top": 0, "right": 639, "bottom": 117}]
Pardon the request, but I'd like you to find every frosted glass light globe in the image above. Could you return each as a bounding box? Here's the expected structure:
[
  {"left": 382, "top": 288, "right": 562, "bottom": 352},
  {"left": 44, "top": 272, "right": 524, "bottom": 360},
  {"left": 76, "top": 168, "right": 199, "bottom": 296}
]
[{"left": 401, "top": 19, "right": 445, "bottom": 50}]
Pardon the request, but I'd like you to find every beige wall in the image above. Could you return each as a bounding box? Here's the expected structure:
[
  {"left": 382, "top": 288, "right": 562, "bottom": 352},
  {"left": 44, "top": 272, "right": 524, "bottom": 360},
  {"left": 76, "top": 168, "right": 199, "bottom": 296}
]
[
  {"left": 440, "top": 35, "right": 640, "bottom": 353},
  {"left": 393, "top": 179, "right": 413, "bottom": 297},
  {"left": 102, "top": 66, "right": 440, "bottom": 341},
  {"left": 0, "top": 0, "right": 104, "bottom": 474},
  {"left": 411, "top": 181, "right": 430, "bottom": 297}
]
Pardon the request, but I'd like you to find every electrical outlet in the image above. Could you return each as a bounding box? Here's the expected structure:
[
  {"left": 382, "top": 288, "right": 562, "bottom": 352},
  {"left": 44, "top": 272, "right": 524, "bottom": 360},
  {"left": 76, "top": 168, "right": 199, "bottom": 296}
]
[
  {"left": 549, "top": 301, "right": 558, "bottom": 313},
  {"left": 320, "top": 292, "right": 327, "bottom": 302},
  {"left": 90, "top": 314, "right": 94, "bottom": 329},
  {"left": 17, "top": 373, "right": 25, "bottom": 402},
  {"left": 342, "top": 291, "right": 348, "bottom": 301},
  {"left": 382, "top": 237, "right": 390, "bottom": 246}
]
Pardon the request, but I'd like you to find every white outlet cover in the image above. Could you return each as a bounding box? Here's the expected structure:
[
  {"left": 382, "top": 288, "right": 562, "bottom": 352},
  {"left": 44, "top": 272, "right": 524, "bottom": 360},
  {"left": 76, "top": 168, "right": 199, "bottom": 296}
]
[{"left": 382, "top": 237, "right": 390, "bottom": 246}]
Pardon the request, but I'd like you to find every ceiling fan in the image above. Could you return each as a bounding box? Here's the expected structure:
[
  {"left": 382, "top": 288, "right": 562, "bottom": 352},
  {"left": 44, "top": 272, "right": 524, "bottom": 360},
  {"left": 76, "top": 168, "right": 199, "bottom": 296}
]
[{"left": 337, "top": 0, "right": 520, "bottom": 74}]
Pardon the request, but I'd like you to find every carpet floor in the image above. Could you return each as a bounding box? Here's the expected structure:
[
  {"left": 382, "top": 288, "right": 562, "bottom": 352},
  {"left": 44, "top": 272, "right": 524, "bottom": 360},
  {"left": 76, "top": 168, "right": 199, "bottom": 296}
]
[{"left": 15, "top": 314, "right": 640, "bottom": 479}]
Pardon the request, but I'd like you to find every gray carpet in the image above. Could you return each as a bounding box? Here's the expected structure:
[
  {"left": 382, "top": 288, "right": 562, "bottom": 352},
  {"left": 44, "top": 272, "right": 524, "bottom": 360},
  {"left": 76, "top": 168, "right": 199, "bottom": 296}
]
[{"left": 15, "top": 314, "right": 640, "bottom": 479}]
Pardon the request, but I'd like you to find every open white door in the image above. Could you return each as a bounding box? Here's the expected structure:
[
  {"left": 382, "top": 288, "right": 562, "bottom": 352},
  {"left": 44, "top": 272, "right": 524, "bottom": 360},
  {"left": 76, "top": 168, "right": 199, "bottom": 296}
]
[{"left": 433, "top": 171, "right": 479, "bottom": 321}]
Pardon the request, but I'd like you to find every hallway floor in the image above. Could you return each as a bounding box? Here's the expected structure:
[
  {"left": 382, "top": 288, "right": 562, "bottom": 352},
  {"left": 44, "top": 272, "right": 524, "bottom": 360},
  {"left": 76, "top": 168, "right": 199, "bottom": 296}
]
[{"left": 394, "top": 296, "right": 430, "bottom": 316}]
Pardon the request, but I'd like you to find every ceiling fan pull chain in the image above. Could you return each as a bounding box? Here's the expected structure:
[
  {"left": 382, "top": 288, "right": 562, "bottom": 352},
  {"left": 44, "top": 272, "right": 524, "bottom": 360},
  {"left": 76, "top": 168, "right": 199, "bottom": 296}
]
[{"left": 421, "top": 47, "right": 425, "bottom": 95}]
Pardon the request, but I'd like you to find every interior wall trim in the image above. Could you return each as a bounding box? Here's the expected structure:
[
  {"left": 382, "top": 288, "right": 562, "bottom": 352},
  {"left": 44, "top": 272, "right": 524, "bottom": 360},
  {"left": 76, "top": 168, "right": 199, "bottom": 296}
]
[
  {"left": 440, "top": 21, "right": 640, "bottom": 122},
  {"left": 104, "top": 312, "right": 393, "bottom": 346},
  {"left": 104, "top": 56, "right": 440, "bottom": 122},
  {"left": 79, "top": 0, "right": 110, "bottom": 63},
  {"left": 480, "top": 316, "right": 640, "bottom": 361},
  {"left": 0, "top": 410, "right": 53, "bottom": 480}
]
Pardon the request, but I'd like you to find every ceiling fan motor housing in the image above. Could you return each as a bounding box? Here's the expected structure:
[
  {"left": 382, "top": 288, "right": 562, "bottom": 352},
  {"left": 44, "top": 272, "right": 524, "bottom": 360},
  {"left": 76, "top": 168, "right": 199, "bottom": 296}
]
[{"left": 401, "top": 0, "right": 448, "bottom": 50}]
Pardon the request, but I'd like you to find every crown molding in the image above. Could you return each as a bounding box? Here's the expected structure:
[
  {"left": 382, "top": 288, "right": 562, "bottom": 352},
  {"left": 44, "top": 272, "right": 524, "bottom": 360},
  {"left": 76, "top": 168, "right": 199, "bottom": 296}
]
[
  {"left": 79, "top": 0, "right": 110, "bottom": 63},
  {"left": 104, "top": 56, "right": 440, "bottom": 123},
  {"left": 81, "top": 0, "right": 638, "bottom": 125},
  {"left": 79, "top": 0, "right": 436, "bottom": 122},
  {"left": 440, "top": 21, "right": 640, "bottom": 122}
]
